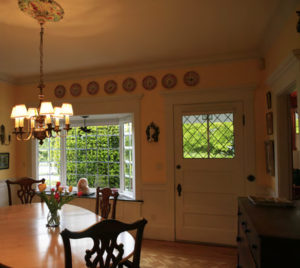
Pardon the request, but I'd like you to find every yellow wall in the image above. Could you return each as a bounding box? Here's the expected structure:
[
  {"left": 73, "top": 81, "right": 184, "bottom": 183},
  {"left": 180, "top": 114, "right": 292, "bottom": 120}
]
[
  {"left": 0, "top": 81, "right": 16, "bottom": 180},
  {"left": 15, "top": 58, "right": 260, "bottom": 185}
]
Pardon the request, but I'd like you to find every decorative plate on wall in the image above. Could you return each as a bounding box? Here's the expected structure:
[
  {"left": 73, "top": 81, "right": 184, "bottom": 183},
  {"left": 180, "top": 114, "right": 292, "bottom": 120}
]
[
  {"left": 183, "top": 71, "right": 200, "bottom": 86},
  {"left": 70, "top": 83, "right": 82, "bottom": 97},
  {"left": 122, "top": 77, "right": 136, "bottom": 92},
  {"left": 162, "top": 74, "right": 177, "bottom": 89},
  {"left": 104, "top": 80, "right": 117, "bottom": 94},
  {"left": 142, "top": 76, "right": 157, "bottom": 90},
  {"left": 87, "top": 81, "right": 99, "bottom": 95},
  {"left": 54, "top": 85, "right": 66, "bottom": 98}
]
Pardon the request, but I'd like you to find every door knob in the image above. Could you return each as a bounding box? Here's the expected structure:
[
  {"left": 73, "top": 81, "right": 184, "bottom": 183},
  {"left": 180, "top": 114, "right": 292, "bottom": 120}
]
[{"left": 247, "top": 175, "right": 256, "bottom": 182}]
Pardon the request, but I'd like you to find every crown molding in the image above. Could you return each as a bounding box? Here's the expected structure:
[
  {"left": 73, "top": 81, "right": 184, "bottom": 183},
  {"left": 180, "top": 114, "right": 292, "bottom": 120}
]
[
  {"left": 260, "top": 0, "right": 299, "bottom": 56},
  {"left": 10, "top": 50, "right": 260, "bottom": 85},
  {"left": 266, "top": 49, "right": 300, "bottom": 86}
]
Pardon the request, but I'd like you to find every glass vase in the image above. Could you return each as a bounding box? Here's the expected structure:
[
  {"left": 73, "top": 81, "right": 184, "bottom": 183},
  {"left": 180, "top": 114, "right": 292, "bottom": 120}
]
[{"left": 46, "top": 209, "right": 60, "bottom": 227}]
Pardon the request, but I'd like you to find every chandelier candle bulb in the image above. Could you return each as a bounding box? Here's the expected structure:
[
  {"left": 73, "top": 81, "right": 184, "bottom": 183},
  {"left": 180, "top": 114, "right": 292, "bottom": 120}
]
[
  {"left": 31, "top": 119, "right": 35, "bottom": 128},
  {"left": 45, "top": 115, "right": 51, "bottom": 124},
  {"left": 15, "top": 118, "right": 20, "bottom": 128},
  {"left": 19, "top": 118, "right": 24, "bottom": 128},
  {"left": 65, "top": 115, "right": 70, "bottom": 125}
]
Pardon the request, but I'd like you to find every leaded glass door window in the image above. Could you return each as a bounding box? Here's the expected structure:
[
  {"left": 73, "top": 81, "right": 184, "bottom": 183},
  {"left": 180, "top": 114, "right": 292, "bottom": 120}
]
[{"left": 182, "top": 113, "right": 235, "bottom": 159}]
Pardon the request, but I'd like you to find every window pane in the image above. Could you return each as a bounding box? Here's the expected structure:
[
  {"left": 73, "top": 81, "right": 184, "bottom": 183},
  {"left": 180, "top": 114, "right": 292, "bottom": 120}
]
[
  {"left": 182, "top": 113, "right": 235, "bottom": 159},
  {"left": 109, "top": 149, "right": 120, "bottom": 162},
  {"left": 37, "top": 136, "right": 60, "bottom": 187},
  {"left": 87, "top": 136, "right": 97, "bottom": 149},
  {"left": 209, "top": 113, "right": 235, "bottom": 158},
  {"left": 66, "top": 136, "right": 76, "bottom": 148},
  {"left": 39, "top": 150, "right": 49, "bottom": 162},
  {"left": 123, "top": 122, "right": 133, "bottom": 193},
  {"left": 98, "top": 126, "right": 108, "bottom": 135},
  {"left": 109, "top": 136, "right": 119, "bottom": 148},
  {"left": 110, "top": 176, "right": 120, "bottom": 188},
  {"left": 66, "top": 149, "right": 76, "bottom": 161},
  {"left": 109, "top": 163, "right": 119, "bottom": 175},
  {"left": 97, "top": 136, "right": 108, "bottom": 148},
  {"left": 125, "top": 135, "right": 132, "bottom": 147},
  {"left": 67, "top": 174, "right": 77, "bottom": 187}
]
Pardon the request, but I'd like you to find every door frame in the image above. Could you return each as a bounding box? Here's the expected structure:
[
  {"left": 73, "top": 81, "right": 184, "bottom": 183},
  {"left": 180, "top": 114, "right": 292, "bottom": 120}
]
[
  {"left": 160, "top": 85, "right": 256, "bottom": 240},
  {"left": 267, "top": 50, "right": 300, "bottom": 198}
]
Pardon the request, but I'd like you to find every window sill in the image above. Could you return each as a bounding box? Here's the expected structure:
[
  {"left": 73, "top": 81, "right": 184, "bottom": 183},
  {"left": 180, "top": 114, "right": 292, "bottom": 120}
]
[{"left": 42, "top": 191, "right": 143, "bottom": 202}]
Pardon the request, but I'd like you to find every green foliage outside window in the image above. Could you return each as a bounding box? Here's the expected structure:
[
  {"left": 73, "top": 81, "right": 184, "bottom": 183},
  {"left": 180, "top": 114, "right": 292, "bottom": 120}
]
[{"left": 38, "top": 125, "right": 121, "bottom": 188}]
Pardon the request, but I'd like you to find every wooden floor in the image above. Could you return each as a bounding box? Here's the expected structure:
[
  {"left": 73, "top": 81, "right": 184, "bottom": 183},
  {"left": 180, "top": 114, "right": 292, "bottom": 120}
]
[{"left": 140, "top": 239, "right": 237, "bottom": 268}]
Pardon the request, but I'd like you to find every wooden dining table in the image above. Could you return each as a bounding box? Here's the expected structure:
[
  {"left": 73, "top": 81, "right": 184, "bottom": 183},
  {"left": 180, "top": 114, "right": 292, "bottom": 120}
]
[{"left": 0, "top": 203, "right": 135, "bottom": 268}]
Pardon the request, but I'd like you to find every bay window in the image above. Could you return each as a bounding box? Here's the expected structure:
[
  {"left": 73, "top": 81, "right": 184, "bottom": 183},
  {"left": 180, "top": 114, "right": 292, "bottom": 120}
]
[{"left": 36, "top": 114, "right": 135, "bottom": 198}]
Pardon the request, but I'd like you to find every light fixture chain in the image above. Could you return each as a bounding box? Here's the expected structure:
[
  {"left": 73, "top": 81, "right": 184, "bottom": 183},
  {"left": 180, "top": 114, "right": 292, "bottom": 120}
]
[{"left": 39, "top": 23, "right": 45, "bottom": 99}]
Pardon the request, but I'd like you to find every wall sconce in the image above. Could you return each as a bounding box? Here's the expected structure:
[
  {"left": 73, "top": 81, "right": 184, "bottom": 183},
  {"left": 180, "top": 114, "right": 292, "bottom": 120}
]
[
  {"left": 146, "top": 122, "right": 160, "bottom": 142},
  {"left": 0, "top": 125, "right": 11, "bottom": 145}
]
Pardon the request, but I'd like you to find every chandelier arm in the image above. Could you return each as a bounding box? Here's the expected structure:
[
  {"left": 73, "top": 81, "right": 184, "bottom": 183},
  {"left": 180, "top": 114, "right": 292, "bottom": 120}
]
[{"left": 15, "top": 130, "right": 33, "bottom": 141}]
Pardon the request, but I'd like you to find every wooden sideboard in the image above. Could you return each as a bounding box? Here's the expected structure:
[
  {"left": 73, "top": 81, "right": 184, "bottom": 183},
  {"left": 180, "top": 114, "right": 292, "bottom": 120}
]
[{"left": 237, "top": 197, "right": 300, "bottom": 268}]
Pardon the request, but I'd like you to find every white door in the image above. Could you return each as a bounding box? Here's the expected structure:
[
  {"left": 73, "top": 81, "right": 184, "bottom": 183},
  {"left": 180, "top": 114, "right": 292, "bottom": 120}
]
[{"left": 174, "top": 102, "right": 245, "bottom": 245}]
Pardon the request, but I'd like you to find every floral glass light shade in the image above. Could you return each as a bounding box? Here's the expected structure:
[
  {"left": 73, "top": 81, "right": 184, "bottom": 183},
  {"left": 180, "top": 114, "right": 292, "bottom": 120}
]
[{"left": 11, "top": 0, "right": 73, "bottom": 145}]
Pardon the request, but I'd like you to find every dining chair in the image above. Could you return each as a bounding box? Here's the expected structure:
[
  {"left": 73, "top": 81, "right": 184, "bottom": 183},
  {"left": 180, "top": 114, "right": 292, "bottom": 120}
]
[
  {"left": 5, "top": 177, "right": 45, "bottom": 206},
  {"left": 95, "top": 187, "right": 119, "bottom": 219},
  {"left": 60, "top": 218, "right": 147, "bottom": 268}
]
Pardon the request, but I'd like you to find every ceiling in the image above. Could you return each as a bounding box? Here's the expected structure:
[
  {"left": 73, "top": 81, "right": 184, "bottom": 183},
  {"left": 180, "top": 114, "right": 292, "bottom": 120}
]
[{"left": 0, "top": 0, "right": 296, "bottom": 82}]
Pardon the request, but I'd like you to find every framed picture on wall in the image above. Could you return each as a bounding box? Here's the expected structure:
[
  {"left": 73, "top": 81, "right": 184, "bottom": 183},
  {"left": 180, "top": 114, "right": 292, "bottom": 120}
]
[
  {"left": 0, "top": 153, "right": 9, "bottom": 170},
  {"left": 266, "top": 112, "right": 273, "bottom": 135},
  {"left": 266, "top": 91, "right": 272, "bottom": 109},
  {"left": 265, "top": 140, "right": 275, "bottom": 176}
]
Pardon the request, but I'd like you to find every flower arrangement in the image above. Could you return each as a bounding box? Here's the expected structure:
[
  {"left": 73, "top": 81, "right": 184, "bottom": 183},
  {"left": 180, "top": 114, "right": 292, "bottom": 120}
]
[{"left": 38, "top": 181, "right": 82, "bottom": 227}]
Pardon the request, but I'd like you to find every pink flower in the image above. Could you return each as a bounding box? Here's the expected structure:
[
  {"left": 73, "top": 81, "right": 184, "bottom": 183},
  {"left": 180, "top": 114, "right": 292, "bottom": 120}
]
[
  {"left": 51, "top": 188, "right": 55, "bottom": 192},
  {"left": 56, "top": 181, "right": 61, "bottom": 187},
  {"left": 77, "top": 191, "right": 83, "bottom": 197}
]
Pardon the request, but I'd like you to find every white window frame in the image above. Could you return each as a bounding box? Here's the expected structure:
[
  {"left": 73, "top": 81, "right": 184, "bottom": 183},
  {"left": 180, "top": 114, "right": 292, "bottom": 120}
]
[{"left": 34, "top": 114, "right": 135, "bottom": 198}]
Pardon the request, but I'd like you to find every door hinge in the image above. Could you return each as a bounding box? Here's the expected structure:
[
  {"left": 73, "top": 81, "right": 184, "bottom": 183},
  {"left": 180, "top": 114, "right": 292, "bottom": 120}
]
[{"left": 242, "top": 114, "right": 245, "bottom": 126}]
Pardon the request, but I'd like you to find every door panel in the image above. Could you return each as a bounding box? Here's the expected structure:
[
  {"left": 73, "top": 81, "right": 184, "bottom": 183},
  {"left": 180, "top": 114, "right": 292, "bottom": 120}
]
[{"left": 174, "top": 102, "right": 245, "bottom": 245}]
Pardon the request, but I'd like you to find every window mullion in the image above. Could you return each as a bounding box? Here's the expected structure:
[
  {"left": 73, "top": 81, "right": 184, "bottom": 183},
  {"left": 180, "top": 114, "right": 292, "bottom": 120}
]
[
  {"left": 61, "top": 132, "right": 67, "bottom": 185},
  {"left": 119, "top": 122, "right": 124, "bottom": 192}
]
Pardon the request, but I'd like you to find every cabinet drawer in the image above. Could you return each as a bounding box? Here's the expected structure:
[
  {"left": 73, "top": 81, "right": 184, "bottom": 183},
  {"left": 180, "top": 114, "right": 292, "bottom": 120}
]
[
  {"left": 238, "top": 223, "right": 256, "bottom": 268},
  {"left": 238, "top": 207, "right": 260, "bottom": 267}
]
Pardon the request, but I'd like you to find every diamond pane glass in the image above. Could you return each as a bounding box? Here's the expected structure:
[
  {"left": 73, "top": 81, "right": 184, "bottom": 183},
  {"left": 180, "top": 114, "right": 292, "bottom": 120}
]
[{"left": 182, "top": 113, "right": 235, "bottom": 159}]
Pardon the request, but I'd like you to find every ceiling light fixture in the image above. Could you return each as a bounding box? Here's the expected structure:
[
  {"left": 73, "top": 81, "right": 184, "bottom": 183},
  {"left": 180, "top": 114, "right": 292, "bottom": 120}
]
[
  {"left": 11, "top": 0, "right": 73, "bottom": 145},
  {"left": 80, "top": 116, "right": 91, "bottom": 133}
]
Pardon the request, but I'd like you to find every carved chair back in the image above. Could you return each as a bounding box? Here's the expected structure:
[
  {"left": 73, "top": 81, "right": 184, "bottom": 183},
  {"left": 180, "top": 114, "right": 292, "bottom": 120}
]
[
  {"left": 6, "top": 177, "right": 45, "bottom": 206},
  {"left": 95, "top": 187, "right": 119, "bottom": 219},
  {"left": 60, "top": 218, "right": 147, "bottom": 268}
]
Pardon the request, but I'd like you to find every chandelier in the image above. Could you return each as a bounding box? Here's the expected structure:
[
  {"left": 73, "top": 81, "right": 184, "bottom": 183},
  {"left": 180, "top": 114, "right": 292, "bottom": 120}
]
[{"left": 11, "top": 0, "right": 73, "bottom": 145}]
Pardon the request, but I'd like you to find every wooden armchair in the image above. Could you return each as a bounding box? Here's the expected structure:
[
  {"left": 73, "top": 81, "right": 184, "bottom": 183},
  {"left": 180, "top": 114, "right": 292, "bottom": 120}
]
[
  {"left": 6, "top": 177, "right": 45, "bottom": 206},
  {"left": 60, "top": 218, "right": 147, "bottom": 268},
  {"left": 95, "top": 187, "right": 119, "bottom": 219}
]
